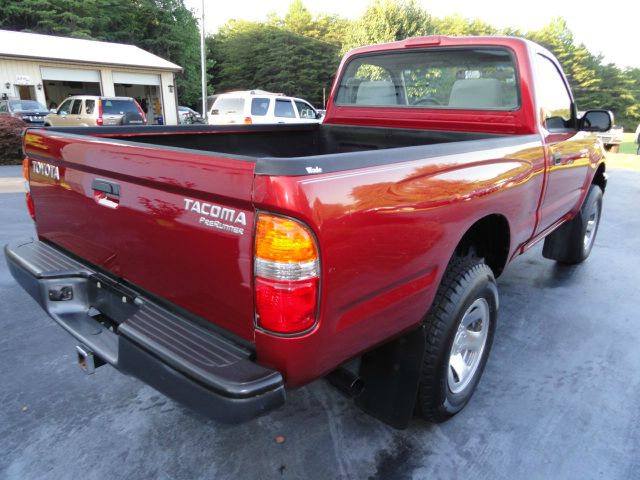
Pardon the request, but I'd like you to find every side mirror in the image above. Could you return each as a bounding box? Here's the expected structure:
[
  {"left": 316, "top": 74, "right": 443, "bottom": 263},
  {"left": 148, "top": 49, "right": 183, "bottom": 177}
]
[
  {"left": 580, "top": 110, "right": 612, "bottom": 132},
  {"left": 49, "top": 108, "right": 57, "bottom": 113},
  {"left": 316, "top": 112, "right": 324, "bottom": 120}
]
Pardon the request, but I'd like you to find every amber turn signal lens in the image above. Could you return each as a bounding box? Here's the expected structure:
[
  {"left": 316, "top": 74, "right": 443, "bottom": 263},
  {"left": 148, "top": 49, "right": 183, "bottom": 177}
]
[
  {"left": 22, "top": 158, "right": 29, "bottom": 181},
  {"left": 256, "top": 214, "right": 317, "bottom": 263}
]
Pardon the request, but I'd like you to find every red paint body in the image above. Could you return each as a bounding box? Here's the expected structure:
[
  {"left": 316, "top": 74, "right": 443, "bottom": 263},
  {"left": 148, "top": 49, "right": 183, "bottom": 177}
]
[{"left": 23, "top": 37, "right": 604, "bottom": 387}]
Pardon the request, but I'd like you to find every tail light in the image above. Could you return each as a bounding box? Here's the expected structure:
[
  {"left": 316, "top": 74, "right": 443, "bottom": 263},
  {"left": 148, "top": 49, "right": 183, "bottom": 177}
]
[
  {"left": 22, "top": 158, "right": 35, "bottom": 221},
  {"left": 254, "top": 213, "right": 320, "bottom": 334},
  {"left": 243, "top": 116, "right": 252, "bottom": 124},
  {"left": 96, "top": 98, "right": 103, "bottom": 126},
  {"left": 134, "top": 100, "right": 147, "bottom": 123}
]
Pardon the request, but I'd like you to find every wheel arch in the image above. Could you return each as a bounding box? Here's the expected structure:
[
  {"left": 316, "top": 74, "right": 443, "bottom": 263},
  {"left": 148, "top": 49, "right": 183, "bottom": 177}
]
[
  {"left": 452, "top": 214, "right": 511, "bottom": 277},
  {"left": 592, "top": 162, "right": 607, "bottom": 193}
]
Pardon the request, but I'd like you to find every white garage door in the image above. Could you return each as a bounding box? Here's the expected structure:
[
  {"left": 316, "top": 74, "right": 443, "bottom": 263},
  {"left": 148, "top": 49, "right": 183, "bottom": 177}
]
[
  {"left": 40, "top": 67, "right": 101, "bottom": 82},
  {"left": 112, "top": 72, "right": 160, "bottom": 85}
]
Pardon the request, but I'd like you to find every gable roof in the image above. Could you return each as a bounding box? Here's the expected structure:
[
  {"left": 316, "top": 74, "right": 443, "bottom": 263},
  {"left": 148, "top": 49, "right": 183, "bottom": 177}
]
[{"left": 0, "top": 29, "right": 182, "bottom": 72}]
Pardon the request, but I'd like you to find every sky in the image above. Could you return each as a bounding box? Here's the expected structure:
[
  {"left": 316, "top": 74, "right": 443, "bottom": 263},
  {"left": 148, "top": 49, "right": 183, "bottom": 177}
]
[{"left": 185, "top": 0, "right": 638, "bottom": 69}]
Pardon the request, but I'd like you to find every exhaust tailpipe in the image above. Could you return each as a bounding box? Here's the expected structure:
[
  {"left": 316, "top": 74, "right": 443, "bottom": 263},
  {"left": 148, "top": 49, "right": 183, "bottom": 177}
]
[{"left": 326, "top": 368, "right": 364, "bottom": 398}]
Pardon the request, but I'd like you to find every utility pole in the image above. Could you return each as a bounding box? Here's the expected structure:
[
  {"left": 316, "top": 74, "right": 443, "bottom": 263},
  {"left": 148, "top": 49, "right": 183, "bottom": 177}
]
[{"left": 200, "top": 0, "right": 207, "bottom": 119}]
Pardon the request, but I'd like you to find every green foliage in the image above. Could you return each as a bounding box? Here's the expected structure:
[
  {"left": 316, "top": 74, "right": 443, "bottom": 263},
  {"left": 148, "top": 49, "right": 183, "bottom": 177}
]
[
  {"left": 1, "top": 0, "right": 638, "bottom": 128},
  {"left": 0, "top": 0, "right": 202, "bottom": 105},
  {"left": 210, "top": 21, "right": 339, "bottom": 107},
  {"left": 431, "top": 14, "right": 498, "bottom": 36},
  {"left": 524, "top": 18, "right": 639, "bottom": 130},
  {"left": 342, "top": 0, "right": 432, "bottom": 52}
]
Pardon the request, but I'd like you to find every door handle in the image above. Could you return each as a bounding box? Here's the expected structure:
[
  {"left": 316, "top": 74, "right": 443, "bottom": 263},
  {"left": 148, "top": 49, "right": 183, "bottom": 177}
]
[
  {"left": 92, "top": 179, "right": 120, "bottom": 196},
  {"left": 92, "top": 178, "right": 120, "bottom": 208},
  {"left": 552, "top": 152, "right": 563, "bottom": 165}
]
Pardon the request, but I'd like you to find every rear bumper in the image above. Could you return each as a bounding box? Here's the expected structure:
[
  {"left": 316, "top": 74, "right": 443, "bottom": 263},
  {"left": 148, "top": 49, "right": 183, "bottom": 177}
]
[{"left": 5, "top": 239, "right": 285, "bottom": 424}]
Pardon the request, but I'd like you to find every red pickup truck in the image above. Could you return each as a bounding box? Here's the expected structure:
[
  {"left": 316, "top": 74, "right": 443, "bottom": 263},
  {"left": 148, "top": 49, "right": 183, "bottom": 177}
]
[{"left": 6, "top": 36, "right": 611, "bottom": 428}]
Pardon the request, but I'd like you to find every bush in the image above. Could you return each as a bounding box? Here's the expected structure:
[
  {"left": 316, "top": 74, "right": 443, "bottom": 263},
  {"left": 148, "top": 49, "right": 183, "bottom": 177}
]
[{"left": 0, "top": 116, "right": 27, "bottom": 165}]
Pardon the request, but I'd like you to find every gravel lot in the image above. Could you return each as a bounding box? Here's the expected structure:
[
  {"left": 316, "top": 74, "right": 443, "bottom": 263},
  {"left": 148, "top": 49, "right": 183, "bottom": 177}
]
[{"left": 1, "top": 164, "right": 639, "bottom": 480}]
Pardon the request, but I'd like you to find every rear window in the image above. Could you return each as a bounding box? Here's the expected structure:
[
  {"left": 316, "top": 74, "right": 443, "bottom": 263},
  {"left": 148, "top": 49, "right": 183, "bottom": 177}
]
[
  {"left": 85, "top": 99, "right": 95, "bottom": 115},
  {"left": 212, "top": 97, "right": 245, "bottom": 115},
  {"left": 251, "top": 98, "right": 270, "bottom": 116},
  {"left": 102, "top": 99, "right": 139, "bottom": 115},
  {"left": 9, "top": 100, "right": 47, "bottom": 112},
  {"left": 335, "top": 47, "right": 519, "bottom": 110}
]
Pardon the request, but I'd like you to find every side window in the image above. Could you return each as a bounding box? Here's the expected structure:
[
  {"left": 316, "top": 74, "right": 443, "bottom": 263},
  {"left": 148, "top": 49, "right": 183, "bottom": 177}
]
[
  {"left": 294, "top": 101, "right": 316, "bottom": 119},
  {"left": 274, "top": 99, "right": 295, "bottom": 118},
  {"left": 70, "top": 100, "right": 82, "bottom": 115},
  {"left": 85, "top": 99, "right": 95, "bottom": 115},
  {"left": 0, "top": 102, "right": 7, "bottom": 113},
  {"left": 536, "top": 55, "right": 573, "bottom": 130},
  {"left": 251, "top": 98, "right": 269, "bottom": 116},
  {"left": 58, "top": 100, "right": 72, "bottom": 114}
]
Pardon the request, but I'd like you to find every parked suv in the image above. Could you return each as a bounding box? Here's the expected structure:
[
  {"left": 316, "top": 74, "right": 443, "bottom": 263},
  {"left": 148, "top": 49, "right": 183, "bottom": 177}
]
[
  {"left": 44, "top": 96, "right": 146, "bottom": 127},
  {"left": 207, "top": 90, "right": 321, "bottom": 125},
  {"left": 0, "top": 99, "right": 50, "bottom": 126}
]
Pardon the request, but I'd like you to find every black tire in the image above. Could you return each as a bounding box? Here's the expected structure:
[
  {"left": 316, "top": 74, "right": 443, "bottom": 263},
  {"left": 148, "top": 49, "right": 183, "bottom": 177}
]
[
  {"left": 542, "top": 184, "right": 603, "bottom": 264},
  {"left": 416, "top": 256, "right": 498, "bottom": 422}
]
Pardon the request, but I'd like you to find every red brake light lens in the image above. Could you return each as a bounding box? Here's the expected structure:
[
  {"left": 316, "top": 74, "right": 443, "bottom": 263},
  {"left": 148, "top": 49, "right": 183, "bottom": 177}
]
[
  {"left": 96, "top": 98, "right": 103, "bottom": 126},
  {"left": 255, "top": 277, "right": 318, "bottom": 333}
]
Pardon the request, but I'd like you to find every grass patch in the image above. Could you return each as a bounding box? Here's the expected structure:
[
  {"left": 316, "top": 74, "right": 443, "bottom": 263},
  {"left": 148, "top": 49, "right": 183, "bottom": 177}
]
[
  {"left": 605, "top": 152, "right": 640, "bottom": 170},
  {"left": 618, "top": 132, "right": 638, "bottom": 155}
]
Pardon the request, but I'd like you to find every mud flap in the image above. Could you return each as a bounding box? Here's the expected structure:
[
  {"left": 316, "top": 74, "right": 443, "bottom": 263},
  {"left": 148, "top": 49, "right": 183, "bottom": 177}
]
[{"left": 355, "top": 325, "right": 425, "bottom": 429}]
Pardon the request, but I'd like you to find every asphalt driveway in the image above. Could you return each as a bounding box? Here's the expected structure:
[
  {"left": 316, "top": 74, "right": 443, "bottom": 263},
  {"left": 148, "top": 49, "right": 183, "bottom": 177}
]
[{"left": 1, "top": 164, "right": 639, "bottom": 479}]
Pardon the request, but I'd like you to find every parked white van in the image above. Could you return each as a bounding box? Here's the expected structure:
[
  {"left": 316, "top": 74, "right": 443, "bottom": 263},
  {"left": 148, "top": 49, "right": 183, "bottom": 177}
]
[{"left": 207, "top": 90, "right": 322, "bottom": 125}]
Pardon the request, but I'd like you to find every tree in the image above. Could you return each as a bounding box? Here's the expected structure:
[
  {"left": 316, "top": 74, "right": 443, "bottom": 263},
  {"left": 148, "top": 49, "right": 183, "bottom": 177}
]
[
  {"left": 525, "top": 18, "right": 638, "bottom": 129},
  {"left": 342, "top": 0, "right": 432, "bottom": 51},
  {"left": 268, "top": 0, "right": 351, "bottom": 48},
  {"left": 432, "top": 15, "right": 498, "bottom": 36},
  {"left": 211, "top": 21, "right": 340, "bottom": 106},
  {"left": 0, "top": 0, "right": 202, "bottom": 105}
]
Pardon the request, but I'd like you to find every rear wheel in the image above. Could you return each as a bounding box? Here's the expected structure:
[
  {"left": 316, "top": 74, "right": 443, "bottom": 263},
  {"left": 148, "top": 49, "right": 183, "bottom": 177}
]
[{"left": 416, "top": 256, "right": 498, "bottom": 422}]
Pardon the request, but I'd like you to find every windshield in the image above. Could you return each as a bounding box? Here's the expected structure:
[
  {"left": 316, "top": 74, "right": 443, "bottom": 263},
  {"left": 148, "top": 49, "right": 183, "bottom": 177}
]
[
  {"left": 9, "top": 100, "right": 48, "bottom": 112},
  {"left": 102, "top": 99, "right": 140, "bottom": 115},
  {"left": 335, "top": 47, "right": 519, "bottom": 110}
]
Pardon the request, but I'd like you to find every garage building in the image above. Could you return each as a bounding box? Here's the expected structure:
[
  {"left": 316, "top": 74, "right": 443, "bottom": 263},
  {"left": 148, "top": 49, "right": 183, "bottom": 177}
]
[{"left": 0, "top": 29, "right": 182, "bottom": 125}]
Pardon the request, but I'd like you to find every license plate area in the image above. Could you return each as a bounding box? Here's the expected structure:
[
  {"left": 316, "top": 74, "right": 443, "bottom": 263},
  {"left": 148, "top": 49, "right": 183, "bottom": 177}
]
[{"left": 87, "top": 273, "right": 142, "bottom": 325}]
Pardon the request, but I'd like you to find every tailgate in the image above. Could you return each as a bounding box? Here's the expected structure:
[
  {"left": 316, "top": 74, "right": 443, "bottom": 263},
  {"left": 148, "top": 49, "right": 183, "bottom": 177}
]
[{"left": 24, "top": 129, "right": 257, "bottom": 342}]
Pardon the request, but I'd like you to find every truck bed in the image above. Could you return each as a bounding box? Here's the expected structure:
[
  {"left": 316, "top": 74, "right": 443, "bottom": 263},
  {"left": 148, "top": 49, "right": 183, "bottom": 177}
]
[{"left": 48, "top": 124, "right": 515, "bottom": 175}]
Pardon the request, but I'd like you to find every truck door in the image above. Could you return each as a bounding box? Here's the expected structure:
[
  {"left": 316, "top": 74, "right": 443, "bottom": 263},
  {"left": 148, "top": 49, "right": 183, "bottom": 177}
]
[{"left": 534, "top": 53, "right": 592, "bottom": 234}]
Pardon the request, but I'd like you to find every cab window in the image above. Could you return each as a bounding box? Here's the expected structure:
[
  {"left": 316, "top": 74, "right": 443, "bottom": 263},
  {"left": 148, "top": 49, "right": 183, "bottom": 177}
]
[
  {"left": 274, "top": 99, "right": 295, "bottom": 118},
  {"left": 71, "top": 100, "right": 82, "bottom": 115},
  {"left": 535, "top": 54, "right": 574, "bottom": 130},
  {"left": 294, "top": 100, "right": 317, "bottom": 119},
  {"left": 57, "top": 99, "right": 72, "bottom": 114},
  {"left": 85, "top": 99, "right": 95, "bottom": 115},
  {"left": 251, "top": 98, "right": 269, "bottom": 116}
]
